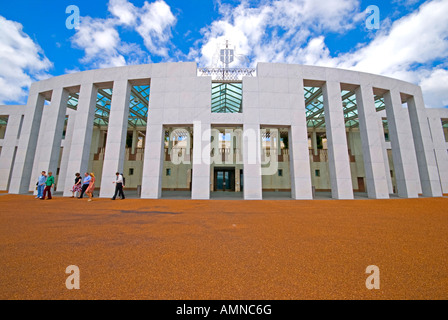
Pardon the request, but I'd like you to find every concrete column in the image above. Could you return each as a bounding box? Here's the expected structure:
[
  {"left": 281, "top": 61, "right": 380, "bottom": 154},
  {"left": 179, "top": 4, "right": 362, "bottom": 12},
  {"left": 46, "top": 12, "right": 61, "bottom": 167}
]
[
  {"left": 192, "top": 121, "right": 211, "bottom": 199},
  {"left": 346, "top": 131, "right": 351, "bottom": 153},
  {"left": 378, "top": 117, "right": 394, "bottom": 194},
  {"left": 131, "top": 129, "right": 138, "bottom": 154},
  {"left": 57, "top": 112, "right": 76, "bottom": 192},
  {"left": 210, "top": 167, "right": 214, "bottom": 192},
  {"left": 383, "top": 90, "right": 420, "bottom": 198},
  {"left": 276, "top": 130, "right": 281, "bottom": 157},
  {"left": 0, "top": 114, "right": 22, "bottom": 190},
  {"left": 289, "top": 127, "right": 313, "bottom": 199},
  {"left": 86, "top": 128, "right": 100, "bottom": 174},
  {"left": 355, "top": 84, "right": 390, "bottom": 199},
  {"left": 9, "top": 87, "right": 46, "bottom": 194},
  {"left": 234, "top": 129, "right": 242, "bottom": 164},
  {"left": 235, "top": 168, "right": 240, "bottom": 192},
  {"left": 322, "top": 81, "right": 354, "bottom": 199},
  {"left": 407, "top": 92, "right": 442, "bottom": 197},
  {"left": 30, "top": 87, "right": 69, "bottom": 191},
  {"left": 96, "top": 128, "right": 104, "bottom": 150},
  {"left": 428, "top": 116, "right": 448, "bottom": 193},
  {"left": 311, "top": 131, "right": 318, "bottom": 156},
  {"left": 63, "top": 83, "right": 98, "bottom": 196},
  {"left": 100, "top": 80, "right": 131, "bottom": 198},
  {"left": 243, "top": 123, "right": 262, "bottom": 199},
  {"left": 141, "top": 124, "right": 164, "bottom": 199},
  {"left": 168, "top": 129, "right": 173, "bottom": 154},
  {"left": 289, "top": 77, "right": 313, "bottom": 199},
  {"left": 227, "top": 129, "right": 235, "bottom": 164}
]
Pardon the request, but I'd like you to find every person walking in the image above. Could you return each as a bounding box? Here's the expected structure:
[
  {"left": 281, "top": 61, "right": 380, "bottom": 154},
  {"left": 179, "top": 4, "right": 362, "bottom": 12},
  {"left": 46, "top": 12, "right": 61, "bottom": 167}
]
[
  {"left": 36, "top": 171, "right": 46, "bottom": 199},
  {"left": 78, "top": 172, "right": 91, "bottom": 199},
  {"left": 111, "top": 172, "right": 125, "bottom": 200},
  {"left": 71, "top": 173, "right": 82, "bottom": 198},
  {"left": 85, "top": 172, "right": 95, "bottom": 202},
  {"left": 41, "top": 172, "right": 54, "bottom": 200}
]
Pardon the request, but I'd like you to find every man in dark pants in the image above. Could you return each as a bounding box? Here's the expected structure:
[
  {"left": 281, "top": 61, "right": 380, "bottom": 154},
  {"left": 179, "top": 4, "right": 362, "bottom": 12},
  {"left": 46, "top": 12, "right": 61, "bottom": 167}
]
[
  {"left": 78, "top": 172, "right": 91, "bottom": 199},
  {"left": 41, "top": 172, "right": 55, "bottom": 200},
  {"left": 111, "top": 172, "right": 125, "bottom": 200}
]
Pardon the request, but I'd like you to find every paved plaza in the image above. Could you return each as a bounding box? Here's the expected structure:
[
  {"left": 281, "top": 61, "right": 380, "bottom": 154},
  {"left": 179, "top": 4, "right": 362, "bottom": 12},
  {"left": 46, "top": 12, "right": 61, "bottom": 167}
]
[{"left": 1, "top": 194, "right": 447, "bottom": 299}]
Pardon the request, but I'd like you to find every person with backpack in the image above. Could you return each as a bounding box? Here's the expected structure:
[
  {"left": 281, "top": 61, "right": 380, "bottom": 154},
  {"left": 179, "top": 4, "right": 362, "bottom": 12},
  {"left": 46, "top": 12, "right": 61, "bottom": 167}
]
[{"left": 111, "top": 172, "right": 125, "bottom": 200}]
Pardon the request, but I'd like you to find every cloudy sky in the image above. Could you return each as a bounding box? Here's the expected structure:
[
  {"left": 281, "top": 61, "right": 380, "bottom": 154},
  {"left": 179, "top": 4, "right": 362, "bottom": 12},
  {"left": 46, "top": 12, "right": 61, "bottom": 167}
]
[{"left": 0, "top": 0, "right": 447, "bottom": 108}]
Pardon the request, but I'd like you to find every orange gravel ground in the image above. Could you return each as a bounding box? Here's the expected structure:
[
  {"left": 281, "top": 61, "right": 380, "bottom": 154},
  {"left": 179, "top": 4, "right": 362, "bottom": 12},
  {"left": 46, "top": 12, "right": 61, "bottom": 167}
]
[{"left": 0, "top": 194, "right": 447, "bottom": 300}]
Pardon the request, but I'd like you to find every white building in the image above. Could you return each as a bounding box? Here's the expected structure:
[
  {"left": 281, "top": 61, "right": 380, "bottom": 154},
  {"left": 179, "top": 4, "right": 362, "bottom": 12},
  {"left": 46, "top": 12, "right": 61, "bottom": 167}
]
[{"left": 0, "top": 62, "right": 447, "bottom": 199}]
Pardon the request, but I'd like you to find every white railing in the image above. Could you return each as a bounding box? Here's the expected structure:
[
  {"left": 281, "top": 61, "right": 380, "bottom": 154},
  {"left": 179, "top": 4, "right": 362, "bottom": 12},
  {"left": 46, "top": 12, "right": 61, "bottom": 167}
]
[{"left": 197, "top": 68, "right": 256, "bottom": 81}]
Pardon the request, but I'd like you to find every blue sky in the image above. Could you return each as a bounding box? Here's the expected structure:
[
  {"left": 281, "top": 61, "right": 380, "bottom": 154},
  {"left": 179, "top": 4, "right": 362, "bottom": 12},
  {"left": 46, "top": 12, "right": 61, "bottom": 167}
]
[{"left": 0, "top": 0, "right": 447, "bottom": 108}]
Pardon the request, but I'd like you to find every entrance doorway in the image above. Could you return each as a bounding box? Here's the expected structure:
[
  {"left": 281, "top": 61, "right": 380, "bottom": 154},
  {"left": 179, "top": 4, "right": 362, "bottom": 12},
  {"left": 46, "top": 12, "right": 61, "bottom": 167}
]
[
  {"left": 357, "top": 177, "right": 366, "bottom": 192},
  {"left": 214, "top": 167, "right": 235, "bottom": 191}
]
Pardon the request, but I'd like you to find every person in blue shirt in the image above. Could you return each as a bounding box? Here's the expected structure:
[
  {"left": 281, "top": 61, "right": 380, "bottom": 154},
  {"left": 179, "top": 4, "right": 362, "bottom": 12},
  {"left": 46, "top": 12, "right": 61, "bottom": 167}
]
[
  {"left": 77, "top": 172, "right": 91, "bottom": 199},
  {"left": 36, "top": 171, "right": 46, "bottom": 199}
]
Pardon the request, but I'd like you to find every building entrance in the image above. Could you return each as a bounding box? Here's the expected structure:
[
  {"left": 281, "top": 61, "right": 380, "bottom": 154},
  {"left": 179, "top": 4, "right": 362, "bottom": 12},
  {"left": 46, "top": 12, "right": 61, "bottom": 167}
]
[{"left": 214, "top": 167, "right": 235, "bottom": 191}]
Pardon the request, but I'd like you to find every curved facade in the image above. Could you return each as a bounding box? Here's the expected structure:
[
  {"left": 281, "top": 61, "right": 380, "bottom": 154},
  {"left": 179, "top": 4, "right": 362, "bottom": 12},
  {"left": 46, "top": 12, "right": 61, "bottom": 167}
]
[{"left": 0, "top": 62, "right": 447, "bottom": 200}]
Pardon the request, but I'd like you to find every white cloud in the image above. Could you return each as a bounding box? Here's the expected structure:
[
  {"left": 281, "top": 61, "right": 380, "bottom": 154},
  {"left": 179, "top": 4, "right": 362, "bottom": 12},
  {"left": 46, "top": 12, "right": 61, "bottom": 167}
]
[
  {"left": 392, "top": 0, "right": 420, "bottom": 7},
  {"left": 71, "top": 0, "right": 176, "bottom": 67},
  {"left": 336, "top": 0, "right": 448, "bottom": 77},
  {"left": 420, "top": 69, "right": 448, "bottom": 108},
  {"left": 0, "top": 16, "right": 52, "bottom": 104},
  {"left": 72, "top": 17, "right": 126, "bottom": 68},
  {"left": 303, "top": 0, "right": 448, "bottom": 108},
  {"left": 333, "top": 0, "right": 448, "bottom": 108},
  {"left": 192, "top": 0, "right": 448, "bottom": 108},
  {"left": 136, "top": 0, "right": 177, "bottom": 57},
  {"left": 190, "top": 0, "right": 361, "bottom": 67},
  {"left": 270, "top": 0, "right": 363, "bottom": 32},
  {"left": 108, "top": 0, "right": 138, "bottom": 26}
]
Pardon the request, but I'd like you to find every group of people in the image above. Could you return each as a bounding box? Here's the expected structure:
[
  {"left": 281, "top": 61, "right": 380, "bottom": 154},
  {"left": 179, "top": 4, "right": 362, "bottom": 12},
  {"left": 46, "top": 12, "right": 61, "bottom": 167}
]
[
  {"left": 36, "top": 171, "right": 55, "bottom": 200},
  {"left": 71, "top": 172, "right": 96, "bottom": 201},
  {"left": 36, "top": 171, "right": 126, "bottom": 202},
  {"left": 70, "top": 171, "right": 126, "bottom": 201}
]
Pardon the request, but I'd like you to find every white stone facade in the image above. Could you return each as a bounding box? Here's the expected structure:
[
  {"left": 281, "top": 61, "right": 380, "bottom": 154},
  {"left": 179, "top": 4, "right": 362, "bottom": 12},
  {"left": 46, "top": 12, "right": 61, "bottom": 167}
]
[{"left": 0, "top": 62, "right": 447, "bottom": 199}]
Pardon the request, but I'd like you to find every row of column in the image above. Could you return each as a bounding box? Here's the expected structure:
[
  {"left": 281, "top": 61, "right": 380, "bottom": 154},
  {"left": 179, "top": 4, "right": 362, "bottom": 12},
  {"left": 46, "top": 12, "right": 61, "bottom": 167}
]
[
  {"left": 4, "top": 79, "right": 446, "bottom": 199},
  {"left": 0, "top": 113, "right": 23, "bottom": 190}
]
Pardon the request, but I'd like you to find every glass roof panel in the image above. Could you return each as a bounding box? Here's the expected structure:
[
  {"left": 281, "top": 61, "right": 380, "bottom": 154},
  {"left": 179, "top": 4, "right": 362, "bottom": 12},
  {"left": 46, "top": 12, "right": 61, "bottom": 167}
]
[
  {"left": 95, "top": 88, "right": 113, "bottom": 126},
  {"left": 0, "top": 115, "right": 8, "bottom": 126},
  {"left": 304, "top": 87, "right": 387, "bottom": 128},
  {"left": 304, "top": 87, "right": 325, "bottom": 128},
  {"left": 442, "top": 119, "right": 448, "bottom": 128},
  {"left": 129, "top": 85, "right": 150, "bottom": 127},
  {"left": 67, "top": 85, "right": 150, "bottom": 127},
  {"left": 211, "top": 82, "right": 242, "bottom": 113}
]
